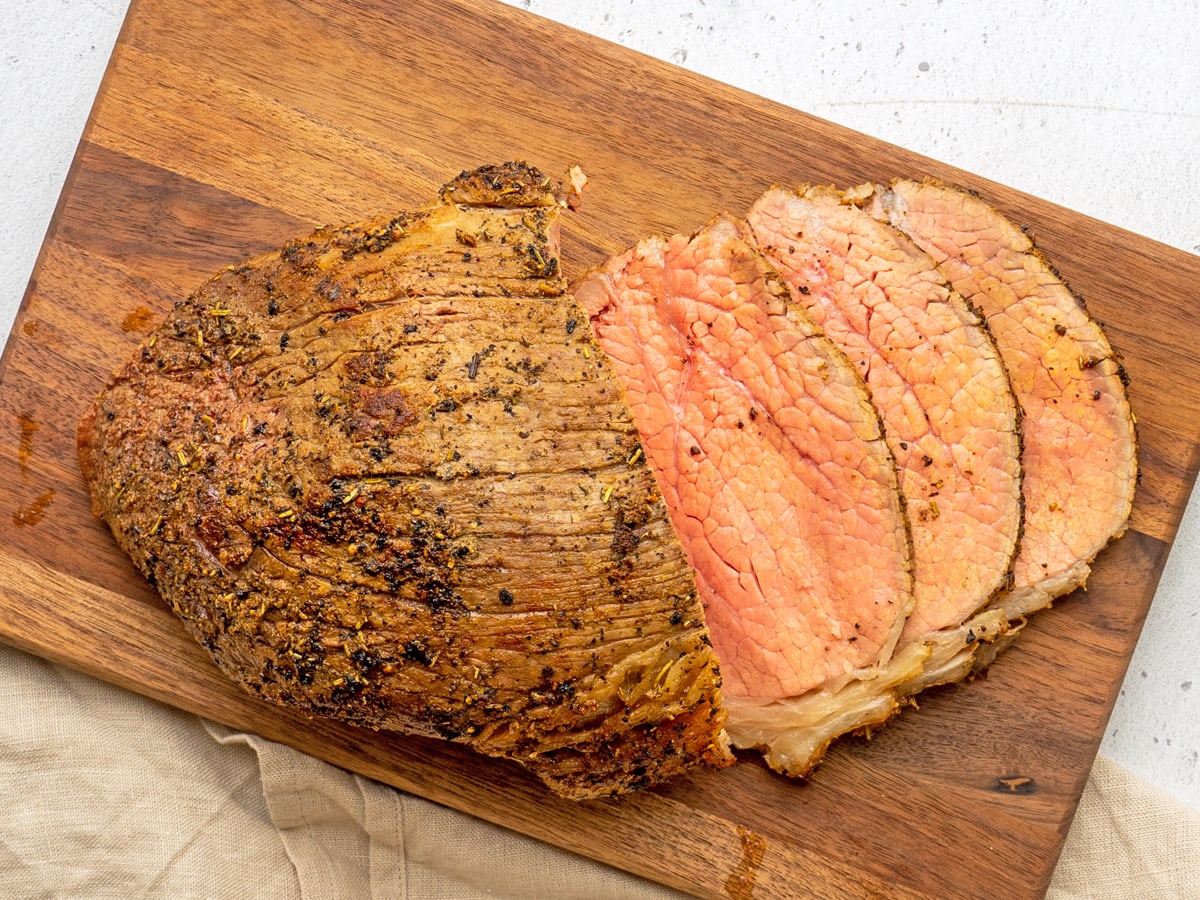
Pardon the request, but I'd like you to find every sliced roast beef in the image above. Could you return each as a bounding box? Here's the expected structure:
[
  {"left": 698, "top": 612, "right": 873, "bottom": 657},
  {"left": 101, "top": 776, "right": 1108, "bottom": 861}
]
[
  {"left": 745, "top": 185, "right": 1024, "bottom": 692},
  {"left": 78, "top": 161, "right": 1139, "bottom": 797},
  {"left": 77, "top": 163, "right": 734, "bottom": 800},
  {"left": 865, "top": 180, "right": 1138, "bottom": 621},
  {"left": 575, "top": 214, "right": 917, "bottom": 776}
]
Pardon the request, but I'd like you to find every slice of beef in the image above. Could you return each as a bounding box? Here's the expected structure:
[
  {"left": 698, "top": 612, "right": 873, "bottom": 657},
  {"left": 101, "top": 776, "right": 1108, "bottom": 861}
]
[
  {"left": 745, "top": 185, "right": 1024, "bottom": 692},
  {"left": 865, "top": 179, "right": 1138, "bottom": 622},
  {"left": 77, "top": 163, "right": 734, "bottom": 800},
  {"left": 575, "top": 214, "right": 916, "bottom": 776}
]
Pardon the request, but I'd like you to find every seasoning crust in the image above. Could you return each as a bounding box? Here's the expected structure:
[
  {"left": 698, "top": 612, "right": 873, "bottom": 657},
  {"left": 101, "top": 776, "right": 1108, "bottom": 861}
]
[{"left": 77, "top": 162, "right": 733, "bottom": 800}]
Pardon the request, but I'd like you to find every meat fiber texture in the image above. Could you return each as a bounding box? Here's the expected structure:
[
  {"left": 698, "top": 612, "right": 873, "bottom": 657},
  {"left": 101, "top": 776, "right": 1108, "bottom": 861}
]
[
  {"left": 575, "top": 215, "right": 917, "bottom": 774},
  {"left": 77, "top": 163, "right": 735, "bottom": 801},
  {"left": 865, "top": 180, "right": 1138, "bottom": 626},
  {"left": 746, "top": 187, "right": 1022, "bottom": 695},
  {"left": 578, "top": 181, "right": 1136, "bottom": 780}
]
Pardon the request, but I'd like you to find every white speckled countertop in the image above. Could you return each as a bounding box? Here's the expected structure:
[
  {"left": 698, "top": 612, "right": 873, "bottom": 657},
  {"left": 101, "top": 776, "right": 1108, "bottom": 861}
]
[{"left": 3, "top": 0, "right": 1198, "bottom": 867}]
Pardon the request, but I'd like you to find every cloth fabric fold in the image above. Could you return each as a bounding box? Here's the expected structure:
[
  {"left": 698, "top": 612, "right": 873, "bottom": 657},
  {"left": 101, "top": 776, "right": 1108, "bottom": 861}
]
[
  {"left": 0, "top": 647, "right": 298, "bottom": 898},
  {"left": 205, "top": 723, "right": 677, "bottom": 899},
  {"left": 205, "top": 724, "right": 681, "bottom": 900},
  {"left": 1, "top": 644, "right": 1196, "bottom": 898}
]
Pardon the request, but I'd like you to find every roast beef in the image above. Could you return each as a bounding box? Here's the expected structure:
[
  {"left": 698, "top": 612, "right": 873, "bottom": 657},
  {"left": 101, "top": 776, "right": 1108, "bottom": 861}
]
[
  {"left": 575, "top": 214, "right": 918, "bottom": 776},
  {"left": 745, "top": 185, "right": 1022, "bottom": 694},
  {"left": 79, "top": 161, "right": 1138, "bottom": 797},
  {"left": 77, "top": 163, "right": 734, "bottom": 800},
  {"left": 864, "top": 180, "right": 1138, "bottom": 623}
]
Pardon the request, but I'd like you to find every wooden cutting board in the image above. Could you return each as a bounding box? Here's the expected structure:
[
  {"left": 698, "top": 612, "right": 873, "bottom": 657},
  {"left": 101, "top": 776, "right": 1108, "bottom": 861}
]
[{"left": 3, "top": 0, "right": 1198, "bottom": 896}]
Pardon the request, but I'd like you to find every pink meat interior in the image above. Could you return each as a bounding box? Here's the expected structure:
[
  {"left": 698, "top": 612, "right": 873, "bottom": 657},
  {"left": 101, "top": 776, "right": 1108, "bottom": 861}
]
[{"left": 575, "top": 218, "right": 911, "bottom": 701}]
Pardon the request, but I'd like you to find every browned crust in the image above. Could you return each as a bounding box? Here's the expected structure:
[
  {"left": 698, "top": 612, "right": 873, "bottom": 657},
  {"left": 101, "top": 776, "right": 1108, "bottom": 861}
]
[{"left": 77, "top": 163, "right": 733, "bottom": 799}]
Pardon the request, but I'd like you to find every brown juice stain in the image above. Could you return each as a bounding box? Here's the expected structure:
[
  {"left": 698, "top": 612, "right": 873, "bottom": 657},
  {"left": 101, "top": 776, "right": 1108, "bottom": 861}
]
[
  {"left": 17, "top": 414, "right": 38, "bottom": 475},
  {"left": 725, "top": 825, "right": 767, "bottom": 900},
  {"left": 21, "top": 317, "right": 61, "bottom": 348},
  {"left": 12, "top": 490, "right": 55, "bottom": 527},
  {"left": 122, "top": 305, "right": 155, "bottom": 332}
]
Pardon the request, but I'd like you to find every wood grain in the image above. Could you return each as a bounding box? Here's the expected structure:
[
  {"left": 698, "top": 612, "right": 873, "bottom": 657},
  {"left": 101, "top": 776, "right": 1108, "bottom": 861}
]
[{"left": 2, "top": 0, "right": 1198, "bottom": 896}]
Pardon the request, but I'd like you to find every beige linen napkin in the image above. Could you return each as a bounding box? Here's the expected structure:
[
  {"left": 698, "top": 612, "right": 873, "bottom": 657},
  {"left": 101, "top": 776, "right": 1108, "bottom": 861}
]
[
  {"left": 0, "top": 647, "right": 674, "bottom": 899},
  {"left": 1, "top": 643, "right": 1197, "bottom": 898},
  {"left": 202, "top": 725, "right": 677, "bottom": 899},
  {"left": 1048, "top": 755, "right": 1200, "bottom": 899}
]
